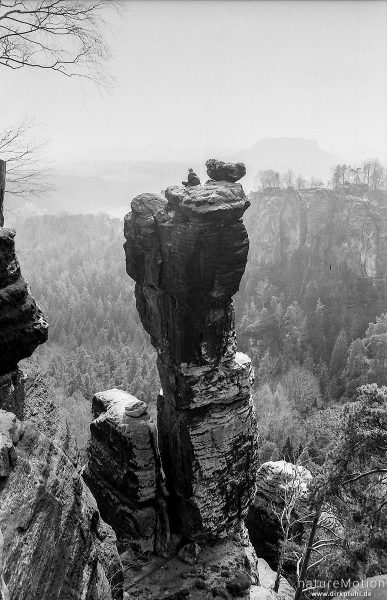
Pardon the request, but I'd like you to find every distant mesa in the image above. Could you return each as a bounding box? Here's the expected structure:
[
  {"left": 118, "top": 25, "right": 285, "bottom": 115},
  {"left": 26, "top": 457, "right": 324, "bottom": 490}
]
[{"left": 206, "top": 158, "right": 246, "bottom": 183}]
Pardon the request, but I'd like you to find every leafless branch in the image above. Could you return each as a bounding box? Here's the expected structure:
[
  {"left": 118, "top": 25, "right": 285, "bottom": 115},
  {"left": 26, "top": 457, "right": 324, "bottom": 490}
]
[{"left": 0, "top": 0, "right": 122, "bottom": 85}]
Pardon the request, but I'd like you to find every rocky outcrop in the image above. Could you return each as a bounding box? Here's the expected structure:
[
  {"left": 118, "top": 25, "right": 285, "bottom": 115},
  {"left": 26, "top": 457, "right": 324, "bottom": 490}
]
[
  {"left": 0, "top": 408, "right": 123, "bottom": 600},
  {"left": 84, "top": 388, "right": 170, "bottom": 557},
  {"left": 124, "top": 177, "right": 259, "bottom": 542},
  {"left": 246, "top": 461, "right": 312, "bottom": 569},
  {"left": 0, "top": 228, "right": 47, "bottom": 377},
  {"left": 206, "top": 159, "right": 246, "bottom": 183}
]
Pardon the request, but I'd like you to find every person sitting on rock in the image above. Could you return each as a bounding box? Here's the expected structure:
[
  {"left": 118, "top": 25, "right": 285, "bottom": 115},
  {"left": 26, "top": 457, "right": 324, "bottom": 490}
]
[{"left": 182, "top": 168, "right": 200, "bottom": 187}]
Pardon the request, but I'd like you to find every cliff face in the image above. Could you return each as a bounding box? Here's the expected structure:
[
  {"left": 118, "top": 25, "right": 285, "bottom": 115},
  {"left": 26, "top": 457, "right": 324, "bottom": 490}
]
[
  {"left": 247, "top": 188, "right": 387, "bottom": 282},
  {"left": 0, "top": 409, "right": 123, "bottom": 600},
  {"left": 124, "top": 179, "right": 259, "bottom": 542},
  {"left": 0, "top": 228, "right": 47, "bottom": 378}
]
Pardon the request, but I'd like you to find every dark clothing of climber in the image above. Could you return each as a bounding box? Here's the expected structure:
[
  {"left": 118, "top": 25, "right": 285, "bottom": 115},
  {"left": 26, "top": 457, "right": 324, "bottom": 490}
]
[{"left": 182, "top": 168, "right": 200, "bottom": 187}]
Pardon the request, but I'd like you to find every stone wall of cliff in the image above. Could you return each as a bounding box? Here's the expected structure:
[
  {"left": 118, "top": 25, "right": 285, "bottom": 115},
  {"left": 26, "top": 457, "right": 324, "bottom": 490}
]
[{"left": 247, "top": 187, "right": 387, "bottom": 283}]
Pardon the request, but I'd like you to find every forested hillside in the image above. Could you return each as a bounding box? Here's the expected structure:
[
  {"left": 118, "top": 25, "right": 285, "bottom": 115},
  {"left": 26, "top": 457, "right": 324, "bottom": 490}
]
[
  {"left": 235, "top": 184, "right": 387, "bottom": 463},
  {"left": 14, "top": 183, "right": 387, "bottom": 466},
  {"left": 15, "top": 214, "right": 159, "bottom": 447}
]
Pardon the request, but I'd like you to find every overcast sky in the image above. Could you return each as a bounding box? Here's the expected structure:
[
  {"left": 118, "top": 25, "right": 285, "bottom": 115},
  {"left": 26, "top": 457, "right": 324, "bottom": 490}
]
[{"left": 2, "top": 0, "right": 387, "bottom": 164}]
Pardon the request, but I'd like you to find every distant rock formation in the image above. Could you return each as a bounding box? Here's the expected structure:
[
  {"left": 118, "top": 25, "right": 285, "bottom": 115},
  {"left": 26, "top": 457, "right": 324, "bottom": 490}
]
[
  {"left": 247, "top": 187, "right": 387, "bottom": 282},
  {"left": 84, "top": 388, "right": 170, "bottom": 558},
  {"left": 206, "top": 158, "right": 246, "bottom": 182},
  {"left": 124, "top": 175, "right": 259, "bottom": 542},
  {"left": 0, "top": 409, "right": 123, "bottom": 600},
  {"left": 0, "top": 228, "right": 47, "bottom": 378}
]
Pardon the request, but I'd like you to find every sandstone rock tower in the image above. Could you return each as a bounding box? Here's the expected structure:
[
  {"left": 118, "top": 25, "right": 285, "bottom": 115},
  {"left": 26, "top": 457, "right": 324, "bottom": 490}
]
[{"left": 124, "top": 161, "right": 259, "bottom": 542}]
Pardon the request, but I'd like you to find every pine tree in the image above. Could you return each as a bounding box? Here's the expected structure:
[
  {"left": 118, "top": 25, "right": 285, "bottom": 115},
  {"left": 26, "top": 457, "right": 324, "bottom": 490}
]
[
  {"left": 282, "top": 437, "right": 294, "bottom": 463},
  {"left": 329, "top": 329, "right": 348, "bottom": 377}
]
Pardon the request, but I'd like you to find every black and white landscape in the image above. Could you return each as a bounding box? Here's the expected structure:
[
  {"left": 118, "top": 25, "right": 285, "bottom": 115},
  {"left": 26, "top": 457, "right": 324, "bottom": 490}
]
[{"left": 1, "top": 2, "right": 387, "bottom": 600}]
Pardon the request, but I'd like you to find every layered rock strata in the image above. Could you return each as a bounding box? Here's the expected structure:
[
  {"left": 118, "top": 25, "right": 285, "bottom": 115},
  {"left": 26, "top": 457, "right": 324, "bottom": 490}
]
[
  {"left": 124, "top": 178, "right": 259, "bottom": 542},
  {"left": 84, "top": 388, "right": 170, "bottom": 557},
  {"left": 0, "top": 409, "right": 123, "bottom": 600},
  {"left": 0, "top": 228, "right": 47, "bottom": 376}
]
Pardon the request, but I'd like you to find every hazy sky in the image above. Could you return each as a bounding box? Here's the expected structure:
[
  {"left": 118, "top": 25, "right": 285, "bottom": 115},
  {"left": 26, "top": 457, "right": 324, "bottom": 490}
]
[{"left": 2, "top": 0, "right": 387, "bottom": 163}]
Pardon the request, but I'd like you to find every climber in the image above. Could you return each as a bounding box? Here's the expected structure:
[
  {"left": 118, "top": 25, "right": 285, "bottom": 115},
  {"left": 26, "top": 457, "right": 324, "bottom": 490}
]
[{"left": 182, "top": 168, "right": 200, "bottom": 187}]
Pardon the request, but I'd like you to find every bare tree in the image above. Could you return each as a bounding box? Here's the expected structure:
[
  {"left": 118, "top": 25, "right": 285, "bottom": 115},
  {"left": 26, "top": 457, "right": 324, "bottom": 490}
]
[
  {"left": 0, "top": 119, "right": 51, "bottom": 200},
  {"left": 296, "top": 174, "right": 306, "bottom": 190},
  {"left": 259, "top": 169, "right": 281, "bottom": 190},
  {"left": 283, "top": 170, "right": 295, "bottom": 188},
  {"left": 369, "top": 159, "right": 384, "bottom": 190},
  {"left": 0, "top": 0, "right": 120, "bottom": 83},
  {"left": 0, "top": 1, "right": 120, "bottom": 215},
  {"left": 271, "top": 457, "right": 310, "bottom": 593}
]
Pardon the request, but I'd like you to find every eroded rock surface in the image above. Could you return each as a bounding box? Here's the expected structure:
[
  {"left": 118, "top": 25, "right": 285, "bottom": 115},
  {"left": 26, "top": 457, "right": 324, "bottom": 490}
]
[
  {"left": 84, "top": 388, "right": 170, "bottom": 557},
  {"left": 124, "top": 178, "right": 259, "bottom": 542},
  {"left": 0, "top": 409, "right": 123, "bottom": 600},
  {"left": 206, "top": 159, "right": 246, "bottom": 183},
  {"left": 0, "top": 228, "right": 47, "bottom": 376}
]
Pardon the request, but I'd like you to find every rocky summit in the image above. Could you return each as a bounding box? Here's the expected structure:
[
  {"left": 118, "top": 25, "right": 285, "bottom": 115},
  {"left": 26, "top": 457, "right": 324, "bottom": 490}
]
[
  {"left": 124, "top": 176, "right": 259, "bottom": 542},
  {"left": 205, "top": 159, "right": 246, "bottom": 183},
  {"left": 0, "top": 228, "right": 47, "bottom": 376}
]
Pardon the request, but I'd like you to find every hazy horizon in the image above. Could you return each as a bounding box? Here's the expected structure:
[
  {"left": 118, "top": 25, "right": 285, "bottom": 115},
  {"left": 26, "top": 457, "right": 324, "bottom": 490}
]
[{"left": 2, "top": 0, "right": 387, "bottom": 168}]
